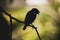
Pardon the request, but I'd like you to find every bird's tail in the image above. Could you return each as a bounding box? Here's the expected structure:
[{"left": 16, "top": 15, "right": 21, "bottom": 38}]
[{"left": 23, "top": 25, "right": 27, "bottom": 30}]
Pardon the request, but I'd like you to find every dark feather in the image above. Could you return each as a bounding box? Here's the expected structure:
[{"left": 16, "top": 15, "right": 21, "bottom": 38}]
[{"left": 23, "top": 8, "right": 40, "bottom": 30}]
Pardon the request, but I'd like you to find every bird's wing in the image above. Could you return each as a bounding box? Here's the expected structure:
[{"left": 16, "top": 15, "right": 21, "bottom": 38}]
[{"left": 24, "top": 12, "right": 36, "bottom": 25}]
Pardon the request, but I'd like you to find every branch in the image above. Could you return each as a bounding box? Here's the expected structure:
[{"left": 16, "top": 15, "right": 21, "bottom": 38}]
[
  {"left": 1, "top": 8, "right": 41, "bottom": 40},
  {"left": 1, "top": 8, "right": 24, "bottom": 23}
]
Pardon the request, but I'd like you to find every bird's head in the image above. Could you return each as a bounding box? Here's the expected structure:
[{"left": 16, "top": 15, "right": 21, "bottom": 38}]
[{"left": 31, "top": 8, "right": 40, "bottom": 15}]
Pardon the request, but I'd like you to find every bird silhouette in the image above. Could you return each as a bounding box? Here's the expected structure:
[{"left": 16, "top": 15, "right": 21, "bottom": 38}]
[{"left": 23, "top": 8, "right": 40, "bottom": 30}]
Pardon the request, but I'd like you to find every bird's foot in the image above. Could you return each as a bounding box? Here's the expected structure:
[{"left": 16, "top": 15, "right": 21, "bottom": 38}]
[
  {"left": 32, "top": 26, "right": 37, "bottom": 29},
  {"left": 30, "top": 24, "right": 37, "bottom": 29},
  {"left": 32, "top": 25, "right": 37, "bottom": 29}
]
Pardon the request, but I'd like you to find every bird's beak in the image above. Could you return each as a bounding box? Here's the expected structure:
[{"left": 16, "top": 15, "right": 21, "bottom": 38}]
[{"left": 38, "top": 12, "right": 40, "bottom": 15}]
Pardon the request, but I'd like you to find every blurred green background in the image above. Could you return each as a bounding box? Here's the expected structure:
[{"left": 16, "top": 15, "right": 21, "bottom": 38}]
[{"left": 0, "top": 0, "right": 60, "bottom": 40}]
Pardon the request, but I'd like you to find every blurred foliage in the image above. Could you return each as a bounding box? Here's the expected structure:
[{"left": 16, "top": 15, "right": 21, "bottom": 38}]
[
  {"left": 51, "top": 2, "right": 60, "bottom": 12},
  {"left": 49, "top": 0, "right": 60, "bottom": 40},
  {"left": 12, "top": 21, "right": 23, "bottom": 31},
  {"left": 9, "top": 0, "right": 13, "bottom": 4},
  {"left": 40, "top": 13, "right": 51, "bottom": 26}
]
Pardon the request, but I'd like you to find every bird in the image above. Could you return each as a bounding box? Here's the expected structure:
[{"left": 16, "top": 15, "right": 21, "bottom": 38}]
[{"left": 23, "top": 8, "right": 40, "bottom": 30}]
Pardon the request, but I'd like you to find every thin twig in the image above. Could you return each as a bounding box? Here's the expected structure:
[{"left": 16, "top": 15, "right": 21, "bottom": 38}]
[
  {"left": 10, "top": 14, "right": 12, "bottom": 40},
  {"left": 30, "top": 25, "right": 41, "bottom": 40}
]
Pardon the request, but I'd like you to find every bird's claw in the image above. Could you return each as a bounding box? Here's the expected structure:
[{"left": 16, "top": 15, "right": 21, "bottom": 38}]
[
  {"left": 32, "top": 26, "right": 37, "bottom": 29},
  {"left": 30, "top": 24, "right": 37, "bottom": 29}
]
